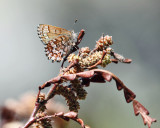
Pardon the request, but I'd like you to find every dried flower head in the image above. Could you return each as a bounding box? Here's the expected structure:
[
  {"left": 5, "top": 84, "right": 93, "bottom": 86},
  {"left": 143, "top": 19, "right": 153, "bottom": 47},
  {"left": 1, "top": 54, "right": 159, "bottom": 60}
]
[{"left": 96, "top": 35, "right": 113, "bottom": 50}]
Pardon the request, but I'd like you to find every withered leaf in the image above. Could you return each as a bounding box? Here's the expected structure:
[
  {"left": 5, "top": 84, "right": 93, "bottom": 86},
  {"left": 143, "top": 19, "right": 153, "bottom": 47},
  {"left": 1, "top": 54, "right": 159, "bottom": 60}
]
[{"left": 133, "top": 100, "right": 156, "bottom": 128}]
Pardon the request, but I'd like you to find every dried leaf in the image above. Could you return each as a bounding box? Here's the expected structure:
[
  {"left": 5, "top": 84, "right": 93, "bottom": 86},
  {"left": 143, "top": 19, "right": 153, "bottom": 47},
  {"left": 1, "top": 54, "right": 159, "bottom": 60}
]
[
  {"left": 48, "top": 76, "right": 61, "bottom": 83},
  {"left": 124, "top": 88, "right": 136, "bottom": 103},
  {"left": 115, "top": 80, "right": 123, "bottom": 90},
  {"left": 63, "top": 111, "right": 78, "bottom": 119},
  {"left": 123, "top": 59, "right": 132, "bottom": 63},
  {"left": 100, "top": 72, "right": 112, "bottom": 82},
  {"left": 133, "top": 100, "right": 156, "bottom": 128},
  {"left": 81, "top": 78, "right": 90, "bottom": 87},
  {"left": 76, "top": 118, "right": 85, "bottom": 128},
  {"left": 62, "top": 74, "right": 76, "bottom": 80},
  {"left": 77, "top": 70, "right": 94, "bottom": 78},
  {"left": 41, "top": 76, "right": 61, "bottom": 89},
  {"left": 56, "top": 111, "right": 85, "bottom": 128},
  {"left": 40, "top": 69, "right": 136, "bottom": 104},
  {"left": 90, "top": 74, "right": 106, "bottom": 83}
]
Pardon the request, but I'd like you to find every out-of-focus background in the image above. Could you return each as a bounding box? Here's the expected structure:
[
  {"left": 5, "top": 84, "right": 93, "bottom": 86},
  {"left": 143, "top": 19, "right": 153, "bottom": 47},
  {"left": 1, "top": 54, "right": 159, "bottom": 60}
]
[{"left": 0, "top": 0, "right": 159, "bottom": 127}]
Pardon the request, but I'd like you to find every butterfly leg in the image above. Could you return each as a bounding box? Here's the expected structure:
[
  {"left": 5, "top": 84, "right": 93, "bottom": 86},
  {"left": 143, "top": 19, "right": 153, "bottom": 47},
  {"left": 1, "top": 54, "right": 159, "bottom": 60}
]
[{"left": 61, "top": 45, "right": 79, "bottom": 68}]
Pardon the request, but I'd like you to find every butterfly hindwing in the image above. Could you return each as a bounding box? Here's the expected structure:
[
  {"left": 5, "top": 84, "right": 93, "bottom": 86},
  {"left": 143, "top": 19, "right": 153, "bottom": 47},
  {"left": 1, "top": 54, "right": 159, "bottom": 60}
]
[{"left": 37, "top": 24, "right": 76, "bottom": 62}]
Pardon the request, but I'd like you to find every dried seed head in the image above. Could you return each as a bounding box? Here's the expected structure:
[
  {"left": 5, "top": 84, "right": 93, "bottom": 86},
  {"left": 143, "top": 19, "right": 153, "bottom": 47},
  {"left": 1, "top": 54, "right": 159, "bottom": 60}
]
[
  {"left": 96, "top": 35, "right": 113, "bottom": 50},
  {"left": 39, "top": 93, "right": 45, "bottom": 102},
  {"left": 65, "top": 67, "right": 79, "bottom": 75},
  {"left": 106, "top": 47, "right": 113, "bottom": 54},
  {"left": 79, "top": 47, "right": 91, "bottom": 58},
  {"left": 101, "top": 55, "right": 111, "bottom": 67},
  {"left": 35, "top": 112, "right": 52, "bottom": 128},
  {"left": 79, "top": 51, "right": 111, "bottom": 68},
  {"left": 80, "top": 47, "right": 90, "bottom": 53},
  {"left": 67, "top": 54, "right": 80, "bottom": 63},
  {"left": 55, "top": 85, "right": 80, "bottom": 112}
]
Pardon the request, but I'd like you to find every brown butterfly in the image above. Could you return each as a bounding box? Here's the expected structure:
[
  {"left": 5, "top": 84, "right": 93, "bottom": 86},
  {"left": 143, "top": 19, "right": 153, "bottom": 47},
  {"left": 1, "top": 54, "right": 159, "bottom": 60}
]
[{"left": 37, "top": 24, "right": 78, "bottom": 63}]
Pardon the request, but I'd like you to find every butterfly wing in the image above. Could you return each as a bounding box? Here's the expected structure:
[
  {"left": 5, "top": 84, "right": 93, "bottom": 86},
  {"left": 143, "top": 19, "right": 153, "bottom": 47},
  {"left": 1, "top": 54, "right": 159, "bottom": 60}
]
[
  {"left": 37, "top": 24, "right": 73, "bottom": 62},
  {"left": 37, "top": 24, "right": 72, "bottom": 44}
]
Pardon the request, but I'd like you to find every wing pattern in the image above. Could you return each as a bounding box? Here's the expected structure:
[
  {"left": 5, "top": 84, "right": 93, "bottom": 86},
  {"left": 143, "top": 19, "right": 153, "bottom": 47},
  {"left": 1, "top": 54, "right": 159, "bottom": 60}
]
[{"left": 37, "top": 24, "right": 75, "bottom": 62}]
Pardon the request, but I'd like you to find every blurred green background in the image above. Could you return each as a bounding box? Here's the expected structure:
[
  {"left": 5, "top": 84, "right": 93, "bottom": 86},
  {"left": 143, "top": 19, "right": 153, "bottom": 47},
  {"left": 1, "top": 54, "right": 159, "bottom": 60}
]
[{"left": 0, "top": 0, "right": 159, "bottom": 127}]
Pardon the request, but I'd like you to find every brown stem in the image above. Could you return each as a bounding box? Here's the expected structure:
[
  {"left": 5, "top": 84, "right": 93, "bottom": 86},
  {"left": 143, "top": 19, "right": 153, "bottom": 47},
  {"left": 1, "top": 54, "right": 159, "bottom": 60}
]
[
  {"left": 46, "top": 84, "right": 58, "bottom": 101},
  {"left": 23, "top": 85, "right": 53, "bottom": 128},
  {"left": 62, "top": 59, "right": 79, "bottom": 74},
  {"left": 23, "top": 117, "right": 36, "bottom": 128}
]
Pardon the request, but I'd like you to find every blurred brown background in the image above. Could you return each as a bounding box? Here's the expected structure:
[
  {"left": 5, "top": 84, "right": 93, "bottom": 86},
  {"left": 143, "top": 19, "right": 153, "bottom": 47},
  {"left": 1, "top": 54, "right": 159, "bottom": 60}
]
[{"left": 0, "top": 0, "right": 159, "bottom": 127}]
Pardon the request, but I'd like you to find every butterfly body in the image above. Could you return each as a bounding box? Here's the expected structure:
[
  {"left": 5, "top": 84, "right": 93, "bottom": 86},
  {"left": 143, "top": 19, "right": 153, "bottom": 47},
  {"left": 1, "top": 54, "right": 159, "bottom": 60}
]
[{"left": 37, "top": 24, "right": 78, "bottom": 62}]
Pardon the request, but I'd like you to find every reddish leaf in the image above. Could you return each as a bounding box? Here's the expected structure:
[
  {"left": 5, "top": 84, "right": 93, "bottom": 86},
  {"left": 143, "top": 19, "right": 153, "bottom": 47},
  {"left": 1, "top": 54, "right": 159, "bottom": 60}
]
[
  {"left": 123, "top": 59, "right": 132, "bottom": 63},
  {"left": 55, "top": 112, "right": 64, "bottom": 116},
  {"left": 77, "top": 70, "right": 94, "bottom": 78},
  {"left": 133, "top": 100, "right": 157, "bottom": 128},
  {"left": 55, "top": 112, "right": 70, "bottom": 121},
  {"left": 81, "top": 78, "right": 90, "bottom": 87},
  {"left": 101, "top": 72, "right": 112, "bottom": 82},
  {"left": 112, "top": 75, "right": 125, "bottom": 90},
  {"left": 90, "top": 74, "right": 106, "bottom": 83},
  {"left": 48, "top": 76, "right": 61, "bottom": 83},
  {"left": 63, "top": 111, "right": 78, "bottom": 119},
  {"left": 40, "top": 69, "right": 137, "bottom": 106},
  {"left": 124, "top": 88, "right": 136, "bottom": 103},
  {"left": 112, "top": 52, "right": 132, "bottom": 63},
  {"left": 76, "top": 118, "right": 85, "bottom": 128},
  {"left": 133, "top": 100, "right": 149, "bottom": 116},
  {"left": 62, "top": 74, "right": 76, "bottom": 81},
  {"left": 41, "top": 76, "right": 61, "bottom": 89},
  {"left": 111, "top": 58, "right": 132, "bottom": 64},
  {"left": 64, "top": 112, "right": 85, "bottom": 128},
  {"left": 41, "top": 82, "right": 51, "bottom": 89},
  {"left": 115, "top": 80, "right": 123, "bottom": 90},
  {"left": 56, "top": 111, "right": 85, "bottom": 128},
  {"left": 110, "top": 59, "right": 118, "bottom": 64},
  {"left": 92, "top": 69, "right": 113, "bottom": 82}
]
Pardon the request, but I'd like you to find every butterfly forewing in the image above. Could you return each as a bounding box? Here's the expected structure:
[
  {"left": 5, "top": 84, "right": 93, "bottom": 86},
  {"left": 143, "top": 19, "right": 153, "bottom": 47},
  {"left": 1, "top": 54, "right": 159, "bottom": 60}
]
[{"left": 37, "top": 24, "right": 76, "bottom": 62}]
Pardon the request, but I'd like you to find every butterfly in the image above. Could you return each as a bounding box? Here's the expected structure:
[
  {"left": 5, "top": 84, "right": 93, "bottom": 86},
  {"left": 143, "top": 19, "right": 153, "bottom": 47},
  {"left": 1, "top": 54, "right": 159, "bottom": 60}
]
[{"left": 37, "top": 24, "right": 78, "bottom": 64}]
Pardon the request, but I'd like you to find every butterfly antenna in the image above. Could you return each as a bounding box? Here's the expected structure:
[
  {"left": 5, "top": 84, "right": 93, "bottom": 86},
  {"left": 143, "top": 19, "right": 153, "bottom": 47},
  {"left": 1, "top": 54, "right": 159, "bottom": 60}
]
[
  {"left": 72, "top": 19, "right": 78, "bottom": 30},
  {"left": 75, "top": 19, "right": 78, "bottom": 24}
]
